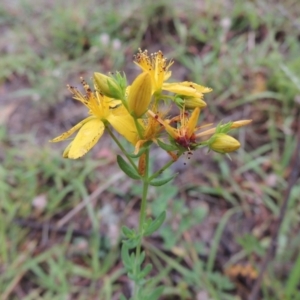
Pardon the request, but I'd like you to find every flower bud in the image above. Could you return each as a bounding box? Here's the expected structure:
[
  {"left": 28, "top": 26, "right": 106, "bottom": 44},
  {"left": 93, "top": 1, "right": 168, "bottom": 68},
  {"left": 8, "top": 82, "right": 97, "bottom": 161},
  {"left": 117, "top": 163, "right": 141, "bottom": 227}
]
[
  {"left": 93, "top": 72, "right": 122, "bottom": 99},
  {"left": 230, "top": 120, "right": 252, "bottom": 129},
  {"left": 127, "top": 72, "right": 152, "bottom": 118},
  {"left": 209, "top": 134, "right": 240, "bottom": 154},
  {"left": 184, "top": 97, "right": 207, "bottom": 109}
]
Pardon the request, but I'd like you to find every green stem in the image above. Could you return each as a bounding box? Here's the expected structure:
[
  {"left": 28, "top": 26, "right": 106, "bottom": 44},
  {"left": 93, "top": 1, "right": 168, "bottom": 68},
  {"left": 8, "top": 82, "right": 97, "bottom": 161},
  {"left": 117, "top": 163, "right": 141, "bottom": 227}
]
[
  {"left": 148, "top": 150, "right": 185, "bottom": 181},
  {"left": 106, "top": 126, "right": 139, "bottom": 172},
  {"left": 134, "top": 118, "right": 144, "bottom": 139},
  {"left": 133, "top": 148, "right": 150, "bottom": 299}
]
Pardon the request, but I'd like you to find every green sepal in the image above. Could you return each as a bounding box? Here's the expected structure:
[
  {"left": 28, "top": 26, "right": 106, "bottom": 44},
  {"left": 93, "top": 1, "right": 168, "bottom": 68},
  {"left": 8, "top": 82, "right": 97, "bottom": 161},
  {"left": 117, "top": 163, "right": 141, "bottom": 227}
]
[
  {"left": 149, "top": 173, "right": 178, "bottom": 186},
  {"left": 173, "top": 95, "right": 184, "bottom": 108},
  {"left": 117, "top": 155, "right": 140, "bottom": 180},
  {"left": 216, "top": 121, "right": 233, "bottom": 134},
  {"left": 119, "top": 295, "right": 127, "bottom": 300},
  {"left": 144, "top": 211, "right": 166, "bottom": 236},
  {"left": 157, "top": 139, "right": 178, "bottom": 151}
]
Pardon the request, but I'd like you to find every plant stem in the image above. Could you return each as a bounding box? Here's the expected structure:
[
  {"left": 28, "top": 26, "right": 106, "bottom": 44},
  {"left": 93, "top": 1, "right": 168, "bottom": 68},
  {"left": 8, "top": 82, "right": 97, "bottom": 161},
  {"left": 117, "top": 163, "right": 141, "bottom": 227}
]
[
  {"left": 106, "top": 126, "right": 139, "bottom": 172},
  {"left": 134, "top": 118, "right": 144, "bottom": 139},
  {"left": 148, "top": 150, "right": 184, "bottom": 181},
  {"left": 133, "top": 148, "right": 150, "bottom": 298}
]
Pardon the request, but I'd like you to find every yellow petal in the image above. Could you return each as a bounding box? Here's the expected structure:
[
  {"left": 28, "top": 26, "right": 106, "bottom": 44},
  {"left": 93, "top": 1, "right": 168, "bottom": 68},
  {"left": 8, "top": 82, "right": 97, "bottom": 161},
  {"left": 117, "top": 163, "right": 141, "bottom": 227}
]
[
  {"left": 186, "top": 108, "right": 200, "bottom": 138},
  {"left": 162, "top": 82, "right": 201, "bottom": 97},
  {"left": 68, "top": 118, "right": 105, "bottom": 159},
  {"left": 164, "top": 71, "right": 172, "bottom": 81},
  {"left": 181, "top": 82, "right": 212, "bottom": 93},
  {"left": 50, "top": 116, "right": 95, "bottom": 143},
  {"left": 127, "top": 72, "right": 152, "bottom": 118},
  {"left": 163, "top": 81, "right": 212, "bottom": 96},
  {"left": 107, "top": 106, "right": 139, "bottom": 145},
  {"left": 62, "top": 142, "right": 72, "bottom": 158}
]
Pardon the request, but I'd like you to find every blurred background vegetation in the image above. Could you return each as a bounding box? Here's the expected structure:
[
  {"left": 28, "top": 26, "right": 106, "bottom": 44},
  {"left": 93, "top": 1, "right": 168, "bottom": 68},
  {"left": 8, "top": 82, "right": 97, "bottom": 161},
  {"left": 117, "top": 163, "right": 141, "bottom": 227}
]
[{"left": 1, "top": 0, "right": 300, "bottom": 299}]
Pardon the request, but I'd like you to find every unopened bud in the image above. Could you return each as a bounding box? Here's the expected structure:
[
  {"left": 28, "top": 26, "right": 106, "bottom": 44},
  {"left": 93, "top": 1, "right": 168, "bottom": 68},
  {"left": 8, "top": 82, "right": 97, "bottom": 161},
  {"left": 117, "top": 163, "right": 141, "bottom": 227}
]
[
  {"left": 128, "top": 72, "right": 152, "bottom": 118},
  {"left": 184, "top": 97, "right": 207, "bottom": 109},
  {"left": 230, "top": 120, "right": 252, "bottom": 129},
  {"left": 93, "top": 72, "right": 122, "bottom": 99},
  {"left": 209, "top": 134, "right": 240, "bottom": 154}
]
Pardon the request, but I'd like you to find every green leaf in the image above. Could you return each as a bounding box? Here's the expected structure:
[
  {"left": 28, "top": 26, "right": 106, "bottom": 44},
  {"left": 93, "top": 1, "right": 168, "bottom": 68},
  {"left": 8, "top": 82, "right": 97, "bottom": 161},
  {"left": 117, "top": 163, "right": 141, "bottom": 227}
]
[
  {"left": 146, "top": 286, "right": 164, "bottom": 300},
  {"left": 286, "top": 252, "right": 300, "bottom": 297},
  {"left": 139, "top": 251, "right": 146, "bottom": 266},
  {"left": 138, "top": 263, "right": 152, "bottom": 279},
  {"left": 144, "top": 211, "right": 166, "bottom": 236},
  {"left": 121, "top": 243, "right": 133, "bottom": 271},
  {"left": 123, "top": 237, "right": 140, "bottom": 249},
  {"left": 119, "top": 294, "right": 127, "bottom": 300},
  {"left": 121, "top": 226, "right": 135, "bottom": 239},
  {"left": 127, "top": 142, "right": 152, "bottom": 158},
  {"left": 149, "top": 173, "right": 178, "bottom": 186},
  {"left": 157, "top": 139, "right": 178, "bottom": 151},
  {"left": 117, "top": 155, "right": 140, "bottom": 180}
]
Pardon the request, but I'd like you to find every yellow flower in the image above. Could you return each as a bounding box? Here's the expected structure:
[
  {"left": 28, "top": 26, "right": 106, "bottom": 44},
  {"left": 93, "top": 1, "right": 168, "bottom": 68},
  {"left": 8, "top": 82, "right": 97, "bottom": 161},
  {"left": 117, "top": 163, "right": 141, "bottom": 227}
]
[
  {"left": 127, "top": 72, "right": 152, "bottom": 118},
  {"left": 50, "top": 78, "right": 138, "bottom": 159},
  {"left": 134, "top": 49, "right": 212, "bottom": 99},
  {"left": 148, "top": 107, "right": 201, "bottom": 150},
  {"left": 134, "top": 109, "right": 166, "bottom": 154},
  {"left": 209, "top": 134, "right": 240, "bottom": 154}
]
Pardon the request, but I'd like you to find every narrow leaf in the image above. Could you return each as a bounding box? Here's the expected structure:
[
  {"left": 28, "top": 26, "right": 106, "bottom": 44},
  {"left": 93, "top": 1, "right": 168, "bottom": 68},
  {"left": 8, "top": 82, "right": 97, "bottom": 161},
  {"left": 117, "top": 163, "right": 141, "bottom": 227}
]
[
  {"left": 121, "top": 243, "right": 132, "bottom": 271},
  {"left": 123, "top": 237, "right": 140, "bottom": 249},
  {"left": 149, "top": 173, "right": 178, "bottom": 186},
  {"left": 146, "top": 286, "right": 164, "bottom": 300},
  {"left": 157, "top": 139, "right": 178, "bottom": 151},
  {"left": 117, "top": 155, "right": 140, "bottom": 180},
  {"left": 121, "top": 226, "right": 135, "bottom": 238},
  {"left": 144, "top": 211, "right": 166, "bottom": 236},
  {"left": 286, "top": 252, "right": 300, "bottom": 297},
  {"left": 127, "top": 147, "right": 148, "bottom": 158},
  {"left": 128, "top": 141, "right": 152, "bottom": 158},
  {"left": 139, "top": 251, "right": 146, "bottom": 266},
  {"left": 138, "top": 263, "right": 152, "bottom": 279}
]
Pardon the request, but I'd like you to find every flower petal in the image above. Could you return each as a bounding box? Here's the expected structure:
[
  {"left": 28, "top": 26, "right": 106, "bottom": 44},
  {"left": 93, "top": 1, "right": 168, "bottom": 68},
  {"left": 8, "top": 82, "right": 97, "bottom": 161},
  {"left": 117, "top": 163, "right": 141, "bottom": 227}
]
[
  {"left": 163, "top": 81, "right": 212, "bottom": 97},
  {"left": 107, "top": 106, "right": 139, "bottom": 145},
  {"left": 68, "top": 118, "right": 104, "bottom": 159},
  {"left": 186, "top": 108, "right": 200, "bottom": 138},
  {"left": 162, "top": 82, "right": 201, "bottom": 97},
  {"left": 181, "top": 82, "right": 212, "bottom": 93},
  {"left": 62, "top": 142, "right": 73, "bottom": 158},
  {"left": 50, "top": 116, "right": 95, "bottom": 142}
]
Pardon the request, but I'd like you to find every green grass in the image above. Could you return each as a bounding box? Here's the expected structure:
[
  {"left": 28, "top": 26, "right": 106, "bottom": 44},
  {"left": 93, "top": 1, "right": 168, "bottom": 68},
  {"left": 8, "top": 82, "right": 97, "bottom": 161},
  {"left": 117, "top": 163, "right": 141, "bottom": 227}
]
[{"left": 1, "top": 0, "right": 300, "bottom": 299}]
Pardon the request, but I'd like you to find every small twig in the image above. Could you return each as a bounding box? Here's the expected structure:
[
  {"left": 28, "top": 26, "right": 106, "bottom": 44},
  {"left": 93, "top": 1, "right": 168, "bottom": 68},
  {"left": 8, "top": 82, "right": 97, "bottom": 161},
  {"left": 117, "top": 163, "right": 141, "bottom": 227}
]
[{"left": 248, "top": 120, "right": 300, "bottom": 300}]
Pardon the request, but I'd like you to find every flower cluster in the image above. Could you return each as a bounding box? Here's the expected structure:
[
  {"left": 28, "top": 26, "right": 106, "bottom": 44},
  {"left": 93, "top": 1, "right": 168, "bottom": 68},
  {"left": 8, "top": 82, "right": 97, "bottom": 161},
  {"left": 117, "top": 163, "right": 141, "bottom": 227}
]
[{"left": 50, "top": 49, "right": 251, "bottom": 159}]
